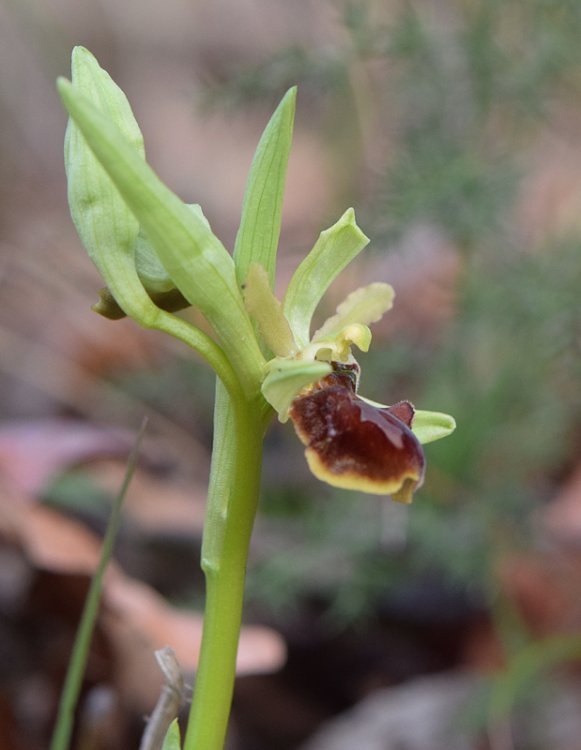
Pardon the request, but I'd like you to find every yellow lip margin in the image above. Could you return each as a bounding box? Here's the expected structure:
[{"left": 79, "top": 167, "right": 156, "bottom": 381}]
[{"left": 304, "top": 448, "right": 422, "bottom": 503}]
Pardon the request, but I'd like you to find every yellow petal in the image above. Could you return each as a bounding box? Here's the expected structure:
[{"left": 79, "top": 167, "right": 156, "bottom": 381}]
[
  {"left": 244, "top": 263, "right": 297, "bottom": 357},
  {"left": 301, "top": 324, "right": 371, "bottom": 363},
  {"left": 312, "top": 282, "right": 394, "bottom": 341}
]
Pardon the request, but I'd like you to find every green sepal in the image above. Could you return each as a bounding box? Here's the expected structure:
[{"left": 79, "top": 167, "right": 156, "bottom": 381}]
[
  {"left": 412, "top": 410, "right": 456, "bottom": 444},
  {"left": 234, "top": 87, "right": 296, "bottom": 288},
  {"left": 283, "top": 208, "right": 370, "bottom": 348},
  {"left": 161, "top": 719, "right": 181, "bottom": 750},
  {"left": 58, "top": 76, "right": 265, "bottom": 386},
  {"left": 262, "top": 358, "right": 332, "bottom": 422}
]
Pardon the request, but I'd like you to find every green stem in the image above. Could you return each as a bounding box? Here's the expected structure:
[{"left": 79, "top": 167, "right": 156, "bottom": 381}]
[{"left": 183, "top": 382, "right": 267, "bottom": 750}]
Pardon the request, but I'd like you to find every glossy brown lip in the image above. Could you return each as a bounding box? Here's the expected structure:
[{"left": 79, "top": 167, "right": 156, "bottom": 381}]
[{"left": 289, "top": 370, "right": 425, "bottom": 502}]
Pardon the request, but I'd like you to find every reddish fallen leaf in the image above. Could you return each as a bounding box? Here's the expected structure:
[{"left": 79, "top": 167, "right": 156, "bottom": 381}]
[
  {"left": 544, "top": 464, "right": 581, "bottom": 541},
  {"left": 462, "top": 616, "right": 506, "bottom": 672},
  {"left": 0, "top": 420, "right": 133, "bottom": 496},
  {"left": 9, "top": 503, "right": 100, "bottom": 575},
  {"left": 498, "top": 553, "right": 581, "bottom": 637},
  {"left": 515, "top": 129, "right": 581, "bottom": 245},
  {"left": 67, "top": 314, "right": 163, "bottom": 384},
  {"left": 493, "top": 467, "right": 581, "bottom": 639},
  {"left": 0, "top": 693, "right": 27, "bottom": 750},
  {"left": 104, "top": 574, "right": 286, "bottom": 709},
  {"left": 0, "top": 493, "right": 286, "bottom": 714},
  {"left": 85, "top": 461, "right": 206, "bottom": 535}
]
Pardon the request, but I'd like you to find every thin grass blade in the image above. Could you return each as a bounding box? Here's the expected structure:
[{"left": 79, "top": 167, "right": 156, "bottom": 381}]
[{"left": 49, "top": 418, "right": 148, "bottom": 750}]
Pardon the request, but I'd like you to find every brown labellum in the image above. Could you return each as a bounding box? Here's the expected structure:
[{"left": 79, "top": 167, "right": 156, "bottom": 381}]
[{"left": 289, "top": 366, "right": 425, "bottom": 502}]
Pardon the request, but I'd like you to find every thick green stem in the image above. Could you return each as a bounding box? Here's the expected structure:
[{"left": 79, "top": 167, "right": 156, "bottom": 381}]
[{"left": 183, "top": 381, "right": 266, "bottom": 750}]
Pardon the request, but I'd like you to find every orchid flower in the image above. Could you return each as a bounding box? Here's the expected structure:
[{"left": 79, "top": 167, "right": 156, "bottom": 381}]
[{"left": 244, "top": 252, "right": 454, "bottom": 503}]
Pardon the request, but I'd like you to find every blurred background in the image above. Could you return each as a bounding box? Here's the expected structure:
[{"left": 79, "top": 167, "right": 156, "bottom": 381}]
[{"left": 1, "top": 1, "right": 581, "bottom": 748}]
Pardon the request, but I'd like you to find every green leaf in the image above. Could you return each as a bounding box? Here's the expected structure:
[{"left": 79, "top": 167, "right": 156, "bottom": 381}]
[
  {"left": 58, "top": 76, "right": 265, "bottom": 386},
  {"left": 412, "top": 410, "right": 456, "bottom": 444},
  {"left": 283, "top": 208, "right": 370, "bottom": 348},
  {"left": 234, "top": 87, "right": 296, "bottom": 288},
  {"left": 162, "top": 719, "right": 182, "bottom": 750},
  {"left": 262, "top": 358, "right": 331, "bottom": 421}
]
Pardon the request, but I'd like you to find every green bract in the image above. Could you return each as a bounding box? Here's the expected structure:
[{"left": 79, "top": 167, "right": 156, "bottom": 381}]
[
  {"left": 234, "top": 88, "right": 296, "bottom": 288},
  {"left": 162, "top": 720, "right": 181, "bottom": 750},
  {"left": 59, "top": 57, "right": 264, "bottom": 393}
]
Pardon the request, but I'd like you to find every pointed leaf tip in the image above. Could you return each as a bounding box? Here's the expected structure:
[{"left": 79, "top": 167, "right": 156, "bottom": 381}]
[
  {"left": 161, "top": 719, "right": 181, "bottom": 750},
  {"left": 71, "top": 45, "right": 92, "bottom": 63},
  {"left": 57, "top": 76, "right": 71, "bottom": 96},
  {"left": 234, "top": 84, "right": 297, "bottom": 288}
]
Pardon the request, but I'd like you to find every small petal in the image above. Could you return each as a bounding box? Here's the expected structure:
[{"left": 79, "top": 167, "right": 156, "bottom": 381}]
[
  {"left": 301, "top": 323, "right": 371, "bottom": 363},
  {"left": 289, "top": 368, "right": 425, "bottom": 502},
  {"left": 312, "top": 282, "right": 394, "bottom": 341},
  {"left": 244, "top": 263, "right": 297, "bottom": 357}
]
